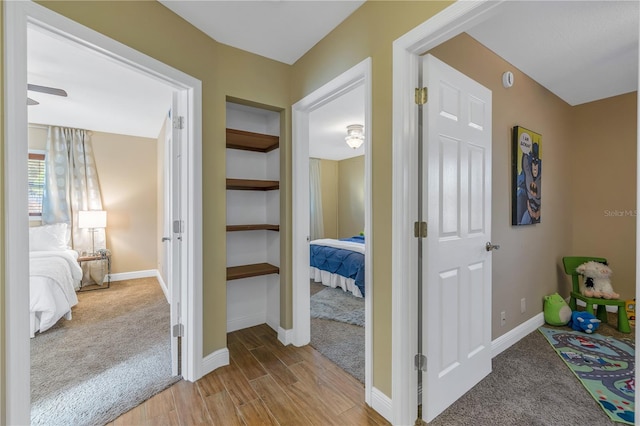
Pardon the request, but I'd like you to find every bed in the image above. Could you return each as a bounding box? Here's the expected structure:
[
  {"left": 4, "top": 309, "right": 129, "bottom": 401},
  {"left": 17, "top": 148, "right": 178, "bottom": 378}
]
[
  {"left": 29, "top": 224, "right": 83, "bottom": 337},
  {"left": 310, "top": 236, "right": 365, "bottom": 297}
]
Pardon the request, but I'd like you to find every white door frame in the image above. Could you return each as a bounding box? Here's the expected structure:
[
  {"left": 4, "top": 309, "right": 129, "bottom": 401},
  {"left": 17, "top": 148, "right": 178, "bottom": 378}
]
[
  {"left": 292, "top": 58, "right": 372, "bottom": 402},
  {"left": 4, "top": 2, "right": 203, "bottom": 424},
  {"left": 391, "top": 1, "right": 507, "bottom": 424}
]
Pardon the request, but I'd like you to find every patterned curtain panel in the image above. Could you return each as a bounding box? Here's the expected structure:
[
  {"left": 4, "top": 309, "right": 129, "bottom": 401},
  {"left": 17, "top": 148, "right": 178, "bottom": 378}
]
[
  {"left": 309, "top": 158, "right": 325, "bottom": 241},
  {"left": 42, "top": 126, "right": 107, "bottom": 283}
]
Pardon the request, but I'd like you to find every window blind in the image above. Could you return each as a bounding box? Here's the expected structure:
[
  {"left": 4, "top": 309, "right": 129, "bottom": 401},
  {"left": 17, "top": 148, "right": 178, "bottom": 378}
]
[{"left": 28, "top": 153, "right": 45, "bottom": 217}]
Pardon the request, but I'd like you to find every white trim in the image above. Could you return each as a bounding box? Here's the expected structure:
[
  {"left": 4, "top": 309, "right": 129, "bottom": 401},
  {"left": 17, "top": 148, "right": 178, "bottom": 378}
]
[
  {"left": 391, "top": 2, "right": 507, "bottom": 425},
  {"left": 156, "top": 270, "right": 169, "bottom": 302},
  {"left": 278, "top": 327, "right": 293, "bottom": 346},
  {"left": 491, "top": 312, "right": 544, "bottom": 358},
  {"left": 109, "top": 269, "right": 158, "bottom": 282},
  {"left": 292, "top": 57, "right": 373, "bottom": 404},
  {"left": 4, "top": 2, "right": 203, "bottom": 423},
  {"left": 201, "top": 348, "right": 230, "bottom": 377},
  {"left": 371, "top": 387, "right": 393, "bottom": 424},
  {"left": 227, "top": 313, "right": 267, "bottom": 333}
]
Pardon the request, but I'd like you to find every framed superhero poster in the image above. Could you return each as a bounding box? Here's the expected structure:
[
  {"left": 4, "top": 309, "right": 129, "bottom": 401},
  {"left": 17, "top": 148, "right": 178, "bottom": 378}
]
[{"left": 512, "top": 126, "right": 542, "bottom": 225}]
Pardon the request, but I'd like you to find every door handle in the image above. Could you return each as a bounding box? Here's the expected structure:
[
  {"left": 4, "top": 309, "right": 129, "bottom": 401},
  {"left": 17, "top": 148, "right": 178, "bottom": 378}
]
[
  {"left": 485, "top": 241, "right": 500, "bottom": 251},
  {"left": 162, "top": 237, "right": 171, "bottom": 242}
]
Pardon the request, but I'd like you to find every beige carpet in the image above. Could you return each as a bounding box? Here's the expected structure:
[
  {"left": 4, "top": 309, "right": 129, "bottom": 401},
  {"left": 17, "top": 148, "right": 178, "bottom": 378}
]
[{"left": 31, "top": 277, "right": 179, "bottom": 426}]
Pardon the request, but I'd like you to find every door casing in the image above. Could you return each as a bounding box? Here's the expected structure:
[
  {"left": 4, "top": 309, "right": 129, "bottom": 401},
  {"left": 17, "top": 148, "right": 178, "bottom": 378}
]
[{"left": 3, "top": 2, "right": 203, "bottom": 424}]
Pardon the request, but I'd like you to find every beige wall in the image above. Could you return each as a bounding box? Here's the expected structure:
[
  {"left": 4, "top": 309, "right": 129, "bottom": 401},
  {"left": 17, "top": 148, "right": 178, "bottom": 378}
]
[
  {"left": 28, "top": 126, "right": 159, "bottom": 274},
  {"left": 319, "top": 159, "right": 338, "bottom": 239},
  {"left": 91, "top": 132, "right": 158, "bottom": 274},
  {"left": 338, "top": 155, "right": 365, "bottom": 238},
  {"left": 571, "top": 92, "right": 637, "bottom": 298}
]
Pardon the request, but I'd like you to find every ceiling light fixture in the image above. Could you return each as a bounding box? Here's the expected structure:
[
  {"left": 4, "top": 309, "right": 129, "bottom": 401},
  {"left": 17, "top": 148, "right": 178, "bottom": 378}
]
[{"left": 345, "top": 124, "right": 364, "bottom": 149}]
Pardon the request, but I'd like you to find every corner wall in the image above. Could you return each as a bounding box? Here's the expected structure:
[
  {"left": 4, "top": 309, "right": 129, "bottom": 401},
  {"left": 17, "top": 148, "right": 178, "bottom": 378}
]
[{"left": 571, "top": 92, "right": 638, "bottom": 298}]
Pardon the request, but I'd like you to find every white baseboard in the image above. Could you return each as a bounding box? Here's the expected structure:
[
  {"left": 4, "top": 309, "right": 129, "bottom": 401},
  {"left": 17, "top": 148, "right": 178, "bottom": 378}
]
[
  {"left": 227, "top": 312, "right": 266, "bottom": 333},
  {"left": 278, "top": 327, "right": 293, "bottom": 345},
  {"left": 201, "top": 347, "right": 230, "bottom": 377},
  {"left": 109, "top": 269, "right": 158, "bottom": 282},
  {"left": 155, "top": 271, "right": 169, "bottom": 302},
  {"left": 371, "top": 387, "right": 393, "bottom": 423},
  {"left": 576, "top": 299, "right": 618, "bottom": 312},
  {"left": 491, "top": 312, "right": 544, "bottom": 357}
]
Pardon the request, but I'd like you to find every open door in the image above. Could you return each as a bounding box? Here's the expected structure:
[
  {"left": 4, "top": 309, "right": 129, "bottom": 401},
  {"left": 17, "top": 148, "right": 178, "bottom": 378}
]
[
  {"left": 169, "top": 92, "right": 185, "bottom": 376},
  {"left": 420, "top": 54, "right": 493, "bottom": 422}
]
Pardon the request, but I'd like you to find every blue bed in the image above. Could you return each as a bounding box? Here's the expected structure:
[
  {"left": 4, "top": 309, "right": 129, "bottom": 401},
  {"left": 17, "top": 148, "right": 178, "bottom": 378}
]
[{"left": 310, "top": 236, "right": 365, "bottom": 297}]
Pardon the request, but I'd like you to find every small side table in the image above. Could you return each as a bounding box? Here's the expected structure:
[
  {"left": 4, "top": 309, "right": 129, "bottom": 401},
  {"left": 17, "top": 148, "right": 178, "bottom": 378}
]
[{"left": 78, "top": 250, "right": 111, "bottom": 291}]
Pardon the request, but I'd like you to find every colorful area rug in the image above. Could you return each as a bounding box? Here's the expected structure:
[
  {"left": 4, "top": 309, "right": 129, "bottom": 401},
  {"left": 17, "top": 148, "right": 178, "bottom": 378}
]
[{"left": 539, "top": 327, "right": 635, "bottom": 425}]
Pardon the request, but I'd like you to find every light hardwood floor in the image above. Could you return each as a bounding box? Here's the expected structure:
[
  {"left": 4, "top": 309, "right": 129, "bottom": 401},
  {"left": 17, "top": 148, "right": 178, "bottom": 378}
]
[{"left": 108, "top": 324, "right": 389, "bottom": 426}]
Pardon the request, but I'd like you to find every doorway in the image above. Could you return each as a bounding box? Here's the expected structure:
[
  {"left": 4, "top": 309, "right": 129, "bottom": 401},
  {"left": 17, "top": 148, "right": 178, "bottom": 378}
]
[
  {"left": 4, "top": 2, "right": 203, "bottom": 424},
  {"left": 292, "top": 57, "right": 373, "bottom": 402}
]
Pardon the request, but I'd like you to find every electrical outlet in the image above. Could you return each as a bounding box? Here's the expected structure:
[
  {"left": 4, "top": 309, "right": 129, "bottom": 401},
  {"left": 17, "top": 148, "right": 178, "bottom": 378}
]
[
  {"left": 501, "top": 311, "right": 506, "bottom": 326},
  {"left": 521, "top": 298, "right": 526, "bottom": 314}
]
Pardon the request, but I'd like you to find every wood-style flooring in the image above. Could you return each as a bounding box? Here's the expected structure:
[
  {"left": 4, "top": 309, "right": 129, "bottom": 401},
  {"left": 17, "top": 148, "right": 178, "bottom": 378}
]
[{"left": 108, "top": 324, "right": 389, "bottom": 426}]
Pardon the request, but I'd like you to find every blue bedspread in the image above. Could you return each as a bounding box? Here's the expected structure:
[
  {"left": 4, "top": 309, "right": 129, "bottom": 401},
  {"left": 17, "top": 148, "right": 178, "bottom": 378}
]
[{"left": 310, "top": 236, "right": 365, "bottom": 296}]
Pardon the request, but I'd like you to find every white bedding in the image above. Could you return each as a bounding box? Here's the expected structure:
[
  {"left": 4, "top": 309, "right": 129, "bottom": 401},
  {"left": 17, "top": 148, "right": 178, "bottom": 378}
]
[
  {"left": 30, "top": 250, "right": 82, "bottom": 337},
  {"left": 309, "top": 238, "right": 365, "bottom": 254}
]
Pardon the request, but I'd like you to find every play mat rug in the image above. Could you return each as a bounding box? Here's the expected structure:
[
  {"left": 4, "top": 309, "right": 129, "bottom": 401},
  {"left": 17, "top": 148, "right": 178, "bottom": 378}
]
[{"left": 539, "top": 327, "right": 635, "bottom": 425}]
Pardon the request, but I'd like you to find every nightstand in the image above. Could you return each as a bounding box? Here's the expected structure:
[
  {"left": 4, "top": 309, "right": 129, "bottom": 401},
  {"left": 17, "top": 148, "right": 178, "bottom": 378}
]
[{"left": 78, "top": 250, "right": 111, "bottom": 291}]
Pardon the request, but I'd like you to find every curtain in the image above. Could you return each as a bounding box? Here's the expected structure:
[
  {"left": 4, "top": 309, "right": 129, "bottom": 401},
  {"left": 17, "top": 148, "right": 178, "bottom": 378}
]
[
  {"left": 42, "top": 126, "right": 106, "bottom": 283},
  {"left": 309, "top": 158, "right": 324, "bottom": 241}
]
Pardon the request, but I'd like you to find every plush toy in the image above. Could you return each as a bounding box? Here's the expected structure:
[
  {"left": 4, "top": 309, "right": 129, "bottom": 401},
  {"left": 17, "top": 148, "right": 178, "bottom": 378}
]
[
  {"left": 544, "top": 293, "right": 572, "bottom": 326},
  {"left": 576, "top": 261, "right": 620, "bottom": 299},
  {"left": 569, "top": 311, "right": 601, "bottom": 334}
]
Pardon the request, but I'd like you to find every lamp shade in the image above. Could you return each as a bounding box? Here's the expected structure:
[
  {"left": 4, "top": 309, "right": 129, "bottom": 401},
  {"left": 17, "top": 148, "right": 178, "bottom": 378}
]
[{"left": 78, "top": 210, "right": 107, "bottom": 229}]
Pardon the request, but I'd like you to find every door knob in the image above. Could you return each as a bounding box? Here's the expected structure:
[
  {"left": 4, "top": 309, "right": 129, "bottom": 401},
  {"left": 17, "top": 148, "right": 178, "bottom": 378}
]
[
  {"left": 485, "top": 242, "right": 500, "bottom": 251},
  {"left": 162, "top": 237, "right": 171, "bottom": 242}
]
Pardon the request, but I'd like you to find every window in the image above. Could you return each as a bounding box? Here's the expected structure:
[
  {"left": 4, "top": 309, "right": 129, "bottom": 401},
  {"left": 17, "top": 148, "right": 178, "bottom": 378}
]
[{"left": 28, "top": 152, "right": 46, "bottom": 217}]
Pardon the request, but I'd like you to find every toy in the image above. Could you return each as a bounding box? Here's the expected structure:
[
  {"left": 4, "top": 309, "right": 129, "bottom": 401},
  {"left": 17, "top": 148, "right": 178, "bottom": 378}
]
[
  {"left": 576, "top": 261, "right": 620, "bottom": 299},
  {"left": 569, "top": 311, "right": 601, "bottom": 334},
  {"left": 543, "top": 293, "right": 572, "bottom": 326},
  {"left": 626, "top": 299, "right": 635, "bottom": 327}
]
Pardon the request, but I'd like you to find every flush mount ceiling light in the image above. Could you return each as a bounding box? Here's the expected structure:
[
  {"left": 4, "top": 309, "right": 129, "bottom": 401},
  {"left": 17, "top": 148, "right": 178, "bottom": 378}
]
[{"left": 345, "top": 124, "right": 364, "bottom": 149}]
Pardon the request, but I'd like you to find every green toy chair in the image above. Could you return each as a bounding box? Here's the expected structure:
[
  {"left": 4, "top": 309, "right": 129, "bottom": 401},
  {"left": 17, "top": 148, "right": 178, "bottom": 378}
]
[{"left": 562, "top": 256, "right": 631, "bottom": 333}]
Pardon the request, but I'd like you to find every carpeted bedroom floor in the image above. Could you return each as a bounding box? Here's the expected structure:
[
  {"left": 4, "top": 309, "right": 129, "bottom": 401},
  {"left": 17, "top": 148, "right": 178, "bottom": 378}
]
[
  {"left": 30, "top": 277, "right": 179, "bottom": 426},
  {"left": 310, "top": 281, "right": 365, "bottom": 383}
]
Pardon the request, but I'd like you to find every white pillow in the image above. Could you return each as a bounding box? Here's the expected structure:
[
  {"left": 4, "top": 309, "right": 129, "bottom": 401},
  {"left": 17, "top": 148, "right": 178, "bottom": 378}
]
[{"left": 29, "top": 223, "right": 70, "bottom": 251}]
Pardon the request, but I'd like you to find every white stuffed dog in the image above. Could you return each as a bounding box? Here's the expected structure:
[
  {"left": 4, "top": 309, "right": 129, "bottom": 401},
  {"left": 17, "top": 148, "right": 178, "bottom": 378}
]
[{"left": 576, "top": 261, "right": 620, "bottom": 299}]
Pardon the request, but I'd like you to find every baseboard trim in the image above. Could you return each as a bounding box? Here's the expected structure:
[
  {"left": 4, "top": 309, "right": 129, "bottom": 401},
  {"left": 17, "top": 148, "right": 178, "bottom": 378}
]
[
  {"left": 201, "top": 348, "right": 230, "bottom": 377},
  {"left": 278, "top": 327, "right": 293, "bottom": 346},
  {"left": 155, "top": 271, "right": 169, "bottom": 302},
  {"left": 491, "top": 312, "right": 544, "bottom": 357},
  {"left": 109, "top": 269, "right": 158, "bottom": 282},
  {"left": 227, "top": 313, "right": 266, "bottom": 333},
  {"left": 371, "top": 387, "right": 393, "bottom": 423}
]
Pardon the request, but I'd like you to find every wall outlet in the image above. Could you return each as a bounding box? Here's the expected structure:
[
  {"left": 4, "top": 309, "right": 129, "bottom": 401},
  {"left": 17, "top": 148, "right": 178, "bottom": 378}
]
[
  {"left": 501, "top": 311, "right": 506, "bottom": 326},
  {"left": 521, "top": 298, "right": 526, "bottom": 314}
]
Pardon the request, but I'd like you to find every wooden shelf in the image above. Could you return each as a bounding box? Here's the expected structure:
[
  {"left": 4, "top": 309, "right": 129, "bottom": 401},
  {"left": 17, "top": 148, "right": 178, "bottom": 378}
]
[
  {"left": 226, "top": 128, "right": 279, "bottom": 153},
  {"left": 226, "top": 178, "right": 279, "bottom": 191},
  {"left": 227, "top": 224, "right": 280, "bottom": 232},
  {"left": 227, "top": 263, "right": 279, "bottom": 280}
]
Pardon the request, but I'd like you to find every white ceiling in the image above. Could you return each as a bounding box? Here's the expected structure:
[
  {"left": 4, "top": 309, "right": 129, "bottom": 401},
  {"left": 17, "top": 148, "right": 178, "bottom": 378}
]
[
  {"left": 467, "top": 0, "right": 639, "bottom": 106},
  {"left": 158, "top": 0, "right": 366, "bottom": 65},
  {"left": 27, "top": 27, "right": 173, "bottom": 139},
  {"left": 26, "top": 1, "right": 639, "bottom": 144}
]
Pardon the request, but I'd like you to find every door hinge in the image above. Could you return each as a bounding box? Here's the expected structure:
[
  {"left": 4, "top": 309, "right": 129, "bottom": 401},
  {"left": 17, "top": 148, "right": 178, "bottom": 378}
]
[
  {"left": 415, "top": 353, "right": 427, "bottom": 371},
  {"left": 415, "top": 87, "right": 428, "bottom": 105},
  {"left": 414, "top": 221, "right": 427, "bottom": 238},
  {"left": 172, "top": 323, "right": 184, "bottom": 337},
  {"left": 173, "top": 116, "right": 184, "bottom": 130},
  {"left": 173, "top": 220, "right": 184, "bottom": 233}
]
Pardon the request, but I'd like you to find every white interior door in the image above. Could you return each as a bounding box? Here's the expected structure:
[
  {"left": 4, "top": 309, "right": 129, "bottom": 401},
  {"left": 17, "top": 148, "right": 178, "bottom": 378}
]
[
  {"left": 170, "top": 92, "right": 184, "bottom": 376},
  {"left": 421, "top": 54, "right": 493, "bottom": 422}
]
